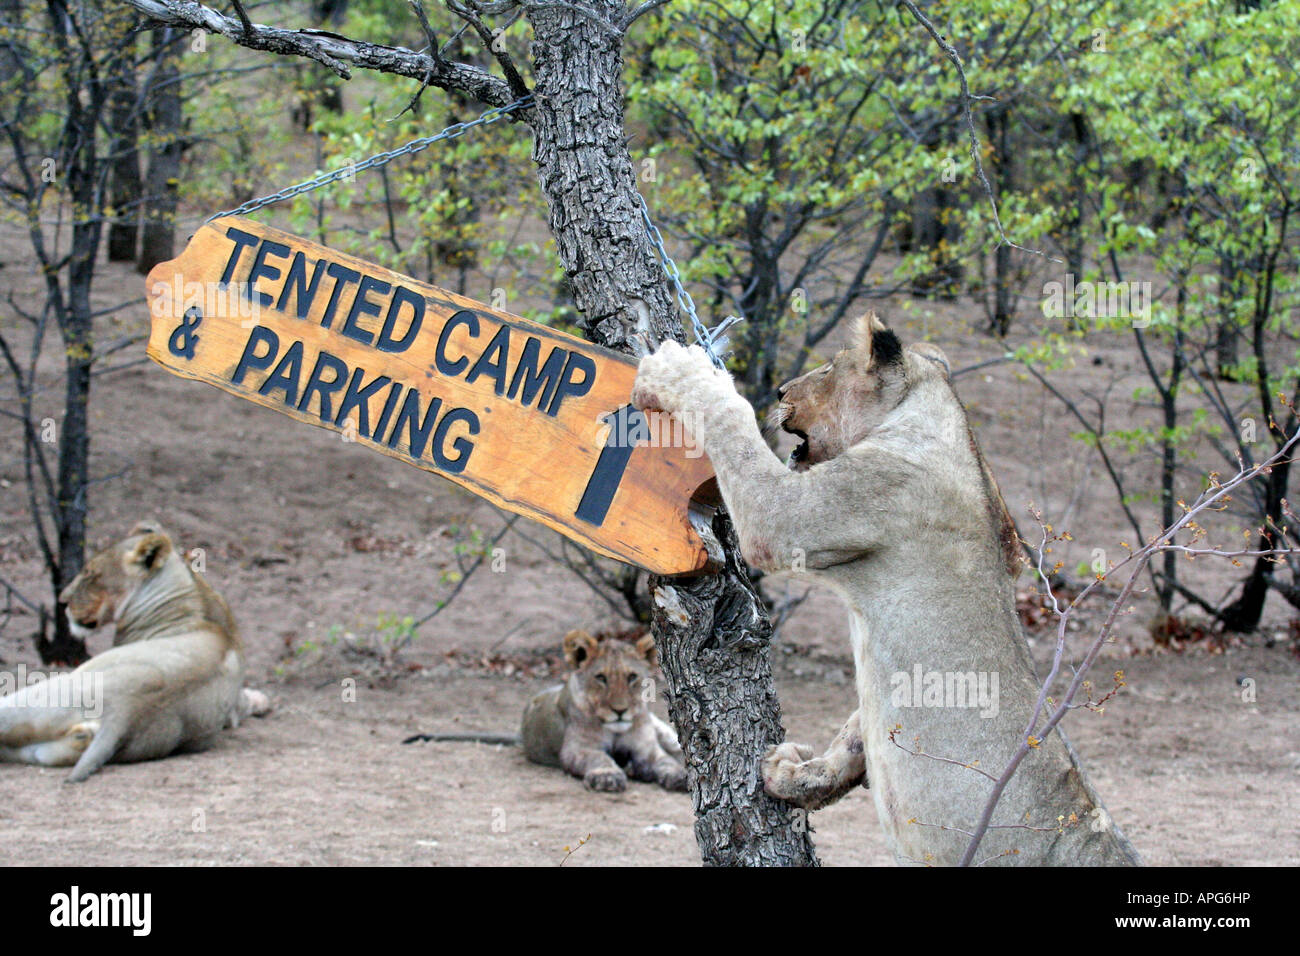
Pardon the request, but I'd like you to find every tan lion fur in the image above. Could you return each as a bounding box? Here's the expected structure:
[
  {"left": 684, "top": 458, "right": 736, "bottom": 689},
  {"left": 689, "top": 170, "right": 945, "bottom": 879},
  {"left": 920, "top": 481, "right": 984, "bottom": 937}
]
[
  {"left": 520, "top": 630, "right": 686, "bottom": 793},
  {"left": 633, "top": 316, "right": 1140, "bottom": 866},
  {"left": 0, "top": 523, "right": 266, "bottom": 782}
]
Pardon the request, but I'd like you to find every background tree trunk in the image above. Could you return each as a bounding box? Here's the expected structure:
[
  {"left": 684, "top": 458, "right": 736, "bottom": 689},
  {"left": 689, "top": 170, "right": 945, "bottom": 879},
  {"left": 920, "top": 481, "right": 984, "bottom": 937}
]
[
  {"left": 106, "top": 29, "right": 141, "bottom": 262},
  {"left": 137, "top": 26, "right": 182, "bottom": 274},
  {"left": 525, "top": 5, "right": 819, "bottom": 866}
]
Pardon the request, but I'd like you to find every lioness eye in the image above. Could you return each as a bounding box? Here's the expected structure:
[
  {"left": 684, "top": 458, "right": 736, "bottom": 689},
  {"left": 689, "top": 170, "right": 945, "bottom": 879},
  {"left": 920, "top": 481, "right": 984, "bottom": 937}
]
[
  {"left": 595, "top": 674, "right": 607, "bottom": 685},
  {"left": 627, "top": 673, "right": 639, "bottom": 683}
]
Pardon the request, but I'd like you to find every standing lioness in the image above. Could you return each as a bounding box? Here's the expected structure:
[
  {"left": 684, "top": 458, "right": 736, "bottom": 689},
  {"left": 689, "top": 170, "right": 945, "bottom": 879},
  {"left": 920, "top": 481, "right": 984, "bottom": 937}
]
[
  {"left": 633, "top": 315, "right": 1141, "bottom": 866},
  {"left": 0, "top": 523, "right": 257, "bottom": 782}
]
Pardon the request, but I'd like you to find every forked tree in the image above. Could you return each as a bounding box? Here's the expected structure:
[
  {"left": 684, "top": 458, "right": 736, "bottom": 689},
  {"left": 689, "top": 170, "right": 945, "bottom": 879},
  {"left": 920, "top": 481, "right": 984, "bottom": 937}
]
[{"left": 119, "top": 0, "right": 816, "bottom": 865}]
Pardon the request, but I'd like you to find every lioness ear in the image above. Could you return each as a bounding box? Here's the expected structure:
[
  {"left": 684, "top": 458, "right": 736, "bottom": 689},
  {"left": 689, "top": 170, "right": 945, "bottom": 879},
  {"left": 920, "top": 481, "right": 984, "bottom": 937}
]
[
  {"left": 129, "top": 532, "right": 172, "bottom": 571},
  {"left": 908, "top": 342, "right": 951, "bottom": 380},
  {"left": 129, "top": 519, "right": 165, "bottom": 537},
  {"left": 851, "top": 312, "right": 903, "bottom": 370},
  {"left": 563, "top": 629, "right": 598, "bottom": 668},
  {"left": 634, "top": 632, "right": 658, "bottom": 668}
]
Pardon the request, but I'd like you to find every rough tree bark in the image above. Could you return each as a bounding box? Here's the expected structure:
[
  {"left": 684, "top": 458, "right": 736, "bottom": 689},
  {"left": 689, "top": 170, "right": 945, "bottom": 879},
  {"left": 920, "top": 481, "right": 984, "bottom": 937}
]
[
  {"left": 116, "top": 0, "right": 818, "bottom": 865},
  {"left": 526, "top": 7, "right": 817, "bottom": 864}
]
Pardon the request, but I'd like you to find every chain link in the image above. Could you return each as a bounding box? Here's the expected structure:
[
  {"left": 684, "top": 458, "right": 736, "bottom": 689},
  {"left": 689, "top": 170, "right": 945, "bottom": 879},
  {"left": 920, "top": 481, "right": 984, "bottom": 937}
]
[
  {"left": 201, "top": 93, "right": 733, "bottom": 368},
  {"left": 205, "top": 96, "right": 534, "bottom": 223},
  {"left": 635, "top": 193, "right": 740, "bottom": 369}
]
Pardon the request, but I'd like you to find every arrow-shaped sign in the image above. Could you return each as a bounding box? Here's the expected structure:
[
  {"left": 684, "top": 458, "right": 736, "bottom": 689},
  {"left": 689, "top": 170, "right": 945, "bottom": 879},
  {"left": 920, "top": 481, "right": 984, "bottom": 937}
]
[{"left": 145, "top": 217, "right": 716, "bottom": 575}]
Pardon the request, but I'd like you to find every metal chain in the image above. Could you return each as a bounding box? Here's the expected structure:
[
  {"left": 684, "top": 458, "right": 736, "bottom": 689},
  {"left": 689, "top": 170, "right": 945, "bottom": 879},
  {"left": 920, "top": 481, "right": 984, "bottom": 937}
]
[
  {"left": 636, "top": 192, "right": 740, "bottom": 369},
  {"left": 205, "top": 96, "right": 534, "bottom": 223},
  {"left": 201, "top": 93, "right": 733, "bottom": 368}
]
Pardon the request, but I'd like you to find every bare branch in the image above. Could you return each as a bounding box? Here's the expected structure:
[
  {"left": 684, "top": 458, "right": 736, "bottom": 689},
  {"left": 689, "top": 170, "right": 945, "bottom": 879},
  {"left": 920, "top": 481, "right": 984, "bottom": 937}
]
[
  {"left": 622, "top": 0, "right": 673, "bottom": 27},
  {"left": 956, "top": 428, "right": 1300, "bottom": 866},
  {"left": 898, "top": 0, "right": 1058, "bottom": 261},
  {"left": 115, "top": 0, "right": 518, "bottom": 107}
]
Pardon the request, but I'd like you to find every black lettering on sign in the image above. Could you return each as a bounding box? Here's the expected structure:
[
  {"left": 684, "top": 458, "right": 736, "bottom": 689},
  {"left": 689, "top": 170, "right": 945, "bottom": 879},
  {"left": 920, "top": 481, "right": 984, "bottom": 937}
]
[
  {"left": 507, "top": 336, "right": 566, "bottom": 411},
  {"left": 320, "top": 262, "right": 361, "bottom": 331},
  {"left": 433, "top": 407, "right": 479, "bottom": 474},
  {"left": 377, "top": 286, "right": 424, "bottom": 353},
  {"left": 297, "top": 350, "right": 349, "bottom": 422},
  {"left": 436, "top": 310, "right": 479, "bottom": 376},
  {"left": 341, "top": 274, "right": 390, "bottom": 346},
  {"left": 231, "top": 326, "right": 280, "bottom": 385},
  {"left": 334, "top": 366, "right": 393, "bottom": 438},
  {"left": 277, "top": 252, "right": 327, "bottom": 319},
  {"left": 258, "top": 340, "right": 304, "bottom": 406},
  {"left": 372, "top": 381, "right": 404, "bottom": 442},
  {"left": 386, "top": 389, "right": 442, "bottom": 460},
  {"left": 547, "top": 351, "right": 596, "bottom": 417},
  {"left": 219, "top": 227, "right": 260, "bottom": 287},
  {"left": 247, "top": 239, "right": 290, "bottom": 307},
  {"left": 575, "top": 404, "right": 647, "bottom": 527},
  {"left": 466, "top": 325, "right": 511, "bottom": 395}
]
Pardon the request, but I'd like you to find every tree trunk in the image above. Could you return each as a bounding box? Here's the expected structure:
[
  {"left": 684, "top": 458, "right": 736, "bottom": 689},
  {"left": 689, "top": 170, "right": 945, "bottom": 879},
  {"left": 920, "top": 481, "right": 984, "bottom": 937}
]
[
  {"left": 1221, "top": 453, "right": 1291, "bottom": 632},
  {"left": 106, "top": 30, "right": 141, "bottom": 262},
  {"left": 525, "top": 4, "right": 818, "bottom": 866},
  {"left": 0, "top": 0, "right": 22, "bottom": 81},
  {"left": 987, "top": 109, "right": 1012, "bottom": 336},
  {"left": 137, "top": 26, "right": 182, "bottom": 274},
  {"left": 909, "top": 127, "right": 963, "bottom": 299},
  {"left": 38, "top": 17, "right": 104, "bottom": 666}
]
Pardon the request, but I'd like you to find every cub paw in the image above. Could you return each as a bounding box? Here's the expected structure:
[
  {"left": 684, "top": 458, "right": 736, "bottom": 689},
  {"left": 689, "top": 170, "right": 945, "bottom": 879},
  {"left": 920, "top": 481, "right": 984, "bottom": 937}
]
[
  {"left": 761, "top": 742, "right": 821, "bottom": 806},
  {"left": 584, "top": 767, "right": 628, "bottom": 793},
  {"left": 658, "top": 760, "right": 688, "bottom": 793}
]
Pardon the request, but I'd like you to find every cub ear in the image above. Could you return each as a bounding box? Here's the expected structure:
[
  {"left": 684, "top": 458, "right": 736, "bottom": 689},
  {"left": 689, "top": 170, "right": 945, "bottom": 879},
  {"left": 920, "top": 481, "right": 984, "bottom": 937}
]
[
  {"left": 129, "top": 532, "right": 172, "bottom": 571},
  {"left": 563, "top": 629, "right": 599, "bottom": 668},
  {"left": 634, "top": 632, "right": 658, "bottom": 668},
  {"left": 129, "top": 519, "right": 166, "bottom": 537}
]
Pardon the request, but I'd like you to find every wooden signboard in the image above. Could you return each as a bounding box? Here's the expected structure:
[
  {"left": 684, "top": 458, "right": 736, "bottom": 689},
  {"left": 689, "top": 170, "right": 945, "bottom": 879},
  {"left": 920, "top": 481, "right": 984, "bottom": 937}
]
[{"left": 144, "top": 217, "right": 716, "bottom": 575}]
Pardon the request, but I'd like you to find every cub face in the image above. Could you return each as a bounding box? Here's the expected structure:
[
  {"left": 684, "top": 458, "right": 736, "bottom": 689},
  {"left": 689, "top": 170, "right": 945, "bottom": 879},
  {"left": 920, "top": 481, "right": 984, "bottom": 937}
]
[
  {"left": 59, "top": 522, "right": 173, "bottom": 638},
  {"left": 770, "top": 312, "right": 946, "bottom": 470},
  {"left": 563, "top": 630, "right": 657, "bottom": 733}
]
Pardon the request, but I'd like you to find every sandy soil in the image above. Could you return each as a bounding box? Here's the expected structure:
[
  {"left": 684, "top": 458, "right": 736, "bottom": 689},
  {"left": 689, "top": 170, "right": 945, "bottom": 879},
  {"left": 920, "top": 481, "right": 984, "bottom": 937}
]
[{"left": 1, "top": 205, "right": 1298, "bottom": 866}]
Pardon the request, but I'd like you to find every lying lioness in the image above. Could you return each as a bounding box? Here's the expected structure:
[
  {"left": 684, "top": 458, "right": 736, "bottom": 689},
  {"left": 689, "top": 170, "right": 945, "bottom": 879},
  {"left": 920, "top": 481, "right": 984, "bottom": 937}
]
[
  {"left": 633, "top": 314, "right": 1141, "bottom": 865},
  {"left": 0, "top": 523, "right": 266, "bottom": 782}
]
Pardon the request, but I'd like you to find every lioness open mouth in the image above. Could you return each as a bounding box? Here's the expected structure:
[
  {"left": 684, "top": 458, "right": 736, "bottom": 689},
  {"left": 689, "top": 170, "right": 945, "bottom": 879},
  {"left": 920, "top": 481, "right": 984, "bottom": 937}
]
[{"left": 786, "top": 427, "right": 810, "bottom": 470}]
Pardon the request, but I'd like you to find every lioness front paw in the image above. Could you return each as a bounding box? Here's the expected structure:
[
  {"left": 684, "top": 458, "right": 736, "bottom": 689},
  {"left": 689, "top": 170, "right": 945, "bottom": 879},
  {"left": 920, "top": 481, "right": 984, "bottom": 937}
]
[
  {"left": 584, "top": 766, "right": 628, "bottom": 793},
  {"left": 762, "top": 742, "right": 826, "bottom": 808},
  {"left": 632, "top": 340, "right": 726, "bottom": 416},
  {"left": 240, "top": 688, "right": 272, "bottom": 718}
]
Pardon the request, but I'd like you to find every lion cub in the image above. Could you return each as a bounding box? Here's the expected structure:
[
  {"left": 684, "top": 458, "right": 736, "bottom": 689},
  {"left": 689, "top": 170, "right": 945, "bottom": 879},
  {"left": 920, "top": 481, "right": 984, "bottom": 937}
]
[
  {"left": 0, "top": 522, "right": 267, "bottom": 782},
  {"left": 521, "top": 630, "right": 687, "bottom": 793}
]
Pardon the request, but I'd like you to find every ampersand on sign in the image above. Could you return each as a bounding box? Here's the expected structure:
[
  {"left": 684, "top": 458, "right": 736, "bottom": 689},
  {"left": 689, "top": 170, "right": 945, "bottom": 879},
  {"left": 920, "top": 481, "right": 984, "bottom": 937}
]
[{"left": 169, "top": 307, "right": 203, "bottom": 359}]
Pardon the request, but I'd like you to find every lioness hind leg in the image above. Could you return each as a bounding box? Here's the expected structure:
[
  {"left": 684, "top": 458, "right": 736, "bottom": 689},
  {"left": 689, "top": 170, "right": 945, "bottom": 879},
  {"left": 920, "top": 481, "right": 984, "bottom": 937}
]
[
  {"left": 8, "top": 720, "right": 101, "bottom": 767},
  {"left": 762, "top": 708, "right": 867, "bottom": 811},
  {"left": 64, "top": 716, "right": 128, "bottom": 783}
]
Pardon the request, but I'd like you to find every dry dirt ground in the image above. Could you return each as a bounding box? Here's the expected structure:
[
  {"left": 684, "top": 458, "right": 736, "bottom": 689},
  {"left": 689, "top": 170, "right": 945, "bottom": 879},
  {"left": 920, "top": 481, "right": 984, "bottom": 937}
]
[{"left": 2, "top": 211, "right": 1298, "bottom": 866}]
